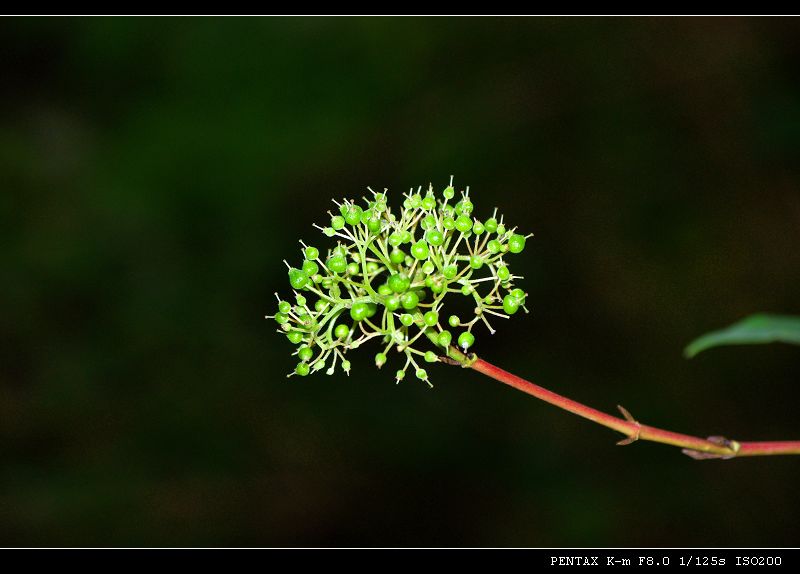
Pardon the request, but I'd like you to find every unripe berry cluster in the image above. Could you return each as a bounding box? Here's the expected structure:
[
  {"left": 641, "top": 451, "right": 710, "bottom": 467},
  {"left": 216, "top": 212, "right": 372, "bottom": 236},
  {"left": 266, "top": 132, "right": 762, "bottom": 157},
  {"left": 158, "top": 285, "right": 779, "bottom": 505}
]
[{"left": 266, "top": 178, "right": 531, "bottom": 385}]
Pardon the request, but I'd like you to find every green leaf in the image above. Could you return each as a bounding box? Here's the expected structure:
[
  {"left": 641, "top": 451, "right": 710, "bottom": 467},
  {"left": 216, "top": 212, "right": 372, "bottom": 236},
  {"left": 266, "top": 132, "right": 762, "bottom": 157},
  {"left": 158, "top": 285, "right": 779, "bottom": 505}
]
[{"left": 684, "top": 313, "right": 800, "bottom": 358}]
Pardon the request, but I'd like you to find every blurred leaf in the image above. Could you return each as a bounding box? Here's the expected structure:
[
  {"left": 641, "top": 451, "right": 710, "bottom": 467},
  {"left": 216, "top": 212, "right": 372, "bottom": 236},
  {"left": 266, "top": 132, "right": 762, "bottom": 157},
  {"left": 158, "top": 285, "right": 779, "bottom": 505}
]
[{"left": 684, "top": 313, "right": 800, "bottom": 358}]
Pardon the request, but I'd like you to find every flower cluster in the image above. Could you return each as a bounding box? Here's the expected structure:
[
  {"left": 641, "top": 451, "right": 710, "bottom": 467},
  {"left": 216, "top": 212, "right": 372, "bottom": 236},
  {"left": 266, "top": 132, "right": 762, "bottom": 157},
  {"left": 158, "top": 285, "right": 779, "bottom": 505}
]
[{"left": 266, "top": 178, "right": 531, "bottom": 385}]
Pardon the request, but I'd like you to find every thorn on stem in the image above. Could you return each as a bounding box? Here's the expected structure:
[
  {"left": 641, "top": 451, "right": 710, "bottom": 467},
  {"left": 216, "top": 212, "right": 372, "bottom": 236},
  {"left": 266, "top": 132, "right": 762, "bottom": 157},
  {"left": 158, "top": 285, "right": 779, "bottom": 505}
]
[
  {"left": 616, "top": 404, "right": 641, "bottom": 446},
  {"left": 617, "top": 404, "right": 637, "bottom": 423}
]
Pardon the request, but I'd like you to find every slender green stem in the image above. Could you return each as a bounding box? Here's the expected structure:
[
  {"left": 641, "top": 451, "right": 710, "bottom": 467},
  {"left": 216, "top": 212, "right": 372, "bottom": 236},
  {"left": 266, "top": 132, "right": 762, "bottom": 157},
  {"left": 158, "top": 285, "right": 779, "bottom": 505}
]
[{"left": 440, "top": 347, "right": 800, "bottom": 459}]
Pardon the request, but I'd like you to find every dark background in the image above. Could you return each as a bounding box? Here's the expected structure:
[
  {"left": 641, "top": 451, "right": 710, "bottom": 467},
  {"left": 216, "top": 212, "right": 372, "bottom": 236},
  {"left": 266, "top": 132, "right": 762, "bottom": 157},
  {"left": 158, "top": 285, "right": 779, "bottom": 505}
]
[{"left": 2, "top": 17, "right": 800, "bottom": 547}]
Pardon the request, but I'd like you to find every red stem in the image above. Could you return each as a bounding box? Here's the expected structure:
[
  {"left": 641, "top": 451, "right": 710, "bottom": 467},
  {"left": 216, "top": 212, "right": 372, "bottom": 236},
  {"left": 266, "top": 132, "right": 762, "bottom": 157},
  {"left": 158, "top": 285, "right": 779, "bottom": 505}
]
[{"left": 467, "top": 356, "right": 800, "bottom": 459}]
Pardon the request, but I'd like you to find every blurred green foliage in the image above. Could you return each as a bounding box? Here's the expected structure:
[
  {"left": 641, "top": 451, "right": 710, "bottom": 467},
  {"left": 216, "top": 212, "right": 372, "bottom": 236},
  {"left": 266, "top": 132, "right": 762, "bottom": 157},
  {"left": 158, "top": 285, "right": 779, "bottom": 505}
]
[
  {"left": 685, "top": 313, "right": 800, "bottom": 357},
  {"left": 2, "top": 17, "right": 800, "bottom": 546}
]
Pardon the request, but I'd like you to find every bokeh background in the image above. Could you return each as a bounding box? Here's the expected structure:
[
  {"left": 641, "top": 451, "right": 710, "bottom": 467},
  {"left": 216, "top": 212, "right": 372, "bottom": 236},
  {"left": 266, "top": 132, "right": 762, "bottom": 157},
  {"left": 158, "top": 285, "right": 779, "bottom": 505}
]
[{"left": 2, "top": 17, "right": 800, "bottom": 547}]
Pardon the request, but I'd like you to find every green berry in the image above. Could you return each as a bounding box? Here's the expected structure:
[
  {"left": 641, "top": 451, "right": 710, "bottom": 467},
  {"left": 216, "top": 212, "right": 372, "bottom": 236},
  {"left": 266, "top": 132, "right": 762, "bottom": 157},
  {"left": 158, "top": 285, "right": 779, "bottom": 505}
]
[
  {"left": 389, "top": 248, "right": 405, "bottom": 265},
  {"left": 411, "top": 240, "right": 429, "bottom": 260},
  {"left": 298, "top": 346, "right": 314, "bottom": 361},
  {"left": 385, "top": 296, "right": 401, "bottom": 311},
  {"left": 424, "top": 351, "right": 437, "bottom": 363},
  {"left": 508, "top": 234, "right": 526, "bottom": 254},
  {"left": 375, "top": 353, "right": 387, "bottom": 368},
  {"left": 350, "top": 302, "right": 371, "bottom": 321},
  {"left": 443, "top": 186, "right": 455, "bottom": 199},
  {"left": 458, "top": 331, "right": 475, "bottom": 350},
  {"left": 334, "top": 324, "right": 350, "bottom": 339},
  {"left": 448, "top": 315, "right": 460, "bottom": 327},
  {"left": 295, "top": 363, "right": 310, "bottom": 376},
  {"left": 415, "top": 369, "right": 428, "bottom": 380},
  {"left": 388, "top": 232, "right": 404, "bottom": 247},
  {"left": 400, "top": 291, "right": 419, "bottom": 310},
  {"left": 496, "top": 265, "right": 510, "bottom": 282},
  {"left": 423, "top": 311, "right": 439, "bottom": 326},
  {"left": 510, "top": 288, "right": 526, "bottom": 304},
  {"left": 378, "top": 284, "right": 393, "bottom": 297},
  {"left": 426, "top": 229, "right": 444, "bottom": 246},
  {"left": 484, "top": 218, "right": 498, "bottom": 233},
  {"left": 455, "top": 200, "right": 473, "bottom": 216},
  {"left": 287, "top": 331, "right": 303, "bottom": 344},
  {"left": 496, "top": 223, "right": 506, "bottom": 235},
  {"left": 274, "top": 312, "right": 288, "bottom": 325},
  {"left": 455, "top": 215, "right": 472, "bottom": 233},
  {"left": 331, "top": 215, "right": 345, "bottom": 230},
  {"left": 302, "top": 260, "right": 319, "bottom": 276},
  {"left": 472, "top": 220, "right": 484, "bottom": 235},
  {"left": 278, "top": 301, "right": 291, "bottom": 314},
  {"left": 502, "top": 294, "right": 520, "bottom": 315},
  {"left": 470, "top": 255, "right": 484, "bottom": 270},
  {"left": 422, "top": 261, "right": 436, "bottom": 275},
  {"left": 288, "top": 268, "right": 309, "bottom": 290},
  {"left": 395, "top": 369, "right": 406, "bottom": 381},
  {"left": 304, "top": 246, "right": 319, "bottom": 260},
  {"left": 400, "top": 314, "right": 414, "bottom": 327},
  {"left": 487, "top": 240, "right": 502, "bottom": 254},
  {"left": 327, "top": 255, "right": 347, "bottom": 274},
  {"left": 437, "top": 330, "right": 452, "bottom": 347},
  {"left": 422, "top": 194, "right": 436, "bottom": 210},
  {"left": 442, "top": 265, "right": 458, "bottom": 280},
  {"left": 388, "top": 273, "right": 411, "bottom": 293},
  {"left": 346, "top": 262, "right": 360, "bottom": 276},
  {"left": 343, "top": 204, "right": 363, "bottom": 226}
]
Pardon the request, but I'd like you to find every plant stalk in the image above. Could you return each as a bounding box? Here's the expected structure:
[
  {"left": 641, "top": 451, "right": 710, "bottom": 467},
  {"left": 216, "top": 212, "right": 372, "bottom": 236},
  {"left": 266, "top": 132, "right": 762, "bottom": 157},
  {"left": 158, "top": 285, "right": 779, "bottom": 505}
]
[{"left": 441, "top": 345, "right": 800, "bottom": 459}]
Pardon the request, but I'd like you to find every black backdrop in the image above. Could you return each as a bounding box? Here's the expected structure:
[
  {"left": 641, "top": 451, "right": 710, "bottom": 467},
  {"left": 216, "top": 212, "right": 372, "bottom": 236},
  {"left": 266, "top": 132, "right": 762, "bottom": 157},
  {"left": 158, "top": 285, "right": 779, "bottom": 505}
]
[{"left": 2, "top": 17, "right": 799, "bottom": 546}]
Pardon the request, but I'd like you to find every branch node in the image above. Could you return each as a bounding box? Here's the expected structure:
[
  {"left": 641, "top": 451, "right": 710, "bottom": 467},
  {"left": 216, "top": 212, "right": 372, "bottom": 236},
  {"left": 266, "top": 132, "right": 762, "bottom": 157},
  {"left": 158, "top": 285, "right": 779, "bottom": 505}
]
[
  {"left": 682, "top": 436, "right": 742, "bottom": 460},
  {"left": 462, "top": 353, "right": 479, "bottom": 368},
  {"left": 440, "top": 350, "right": 478, "bottom": 368}
]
